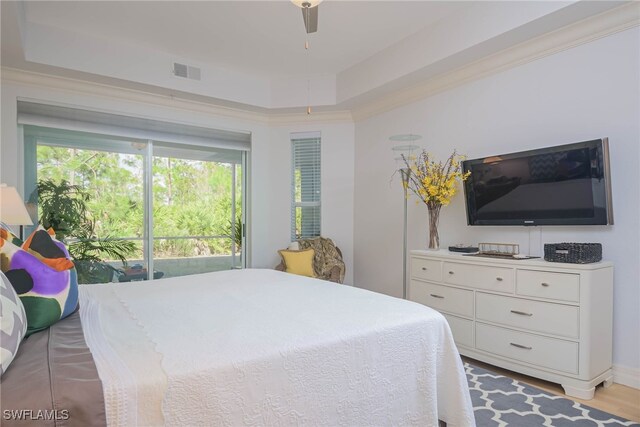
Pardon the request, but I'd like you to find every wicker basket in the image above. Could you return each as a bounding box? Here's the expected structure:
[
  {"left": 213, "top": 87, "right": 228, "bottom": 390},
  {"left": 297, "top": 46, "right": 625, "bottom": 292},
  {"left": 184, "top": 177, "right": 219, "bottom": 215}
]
[{"left": 544, "top": 243, "right": 602, "bottom": 264}]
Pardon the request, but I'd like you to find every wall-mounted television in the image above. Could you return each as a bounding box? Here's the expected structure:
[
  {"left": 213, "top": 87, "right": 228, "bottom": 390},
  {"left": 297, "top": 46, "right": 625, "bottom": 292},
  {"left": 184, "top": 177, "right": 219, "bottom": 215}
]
[{"left": 462, "top": 138, "right": 613, "bottom": 226}]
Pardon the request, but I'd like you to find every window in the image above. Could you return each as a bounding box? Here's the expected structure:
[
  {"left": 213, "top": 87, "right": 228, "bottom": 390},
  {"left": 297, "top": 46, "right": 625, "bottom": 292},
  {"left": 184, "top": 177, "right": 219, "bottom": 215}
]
[
  {"left": 20, "top": 102, "right": 249, "bottom": 283},
  {"left": 291, "top": 132, "right": 321, "bottom": 241}
]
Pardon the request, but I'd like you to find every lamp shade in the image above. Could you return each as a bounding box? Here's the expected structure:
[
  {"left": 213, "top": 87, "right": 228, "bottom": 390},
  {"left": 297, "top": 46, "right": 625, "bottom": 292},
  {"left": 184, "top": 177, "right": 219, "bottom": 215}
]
[{"left": 0, "top": 184, "right": 34, "bottom": 225}]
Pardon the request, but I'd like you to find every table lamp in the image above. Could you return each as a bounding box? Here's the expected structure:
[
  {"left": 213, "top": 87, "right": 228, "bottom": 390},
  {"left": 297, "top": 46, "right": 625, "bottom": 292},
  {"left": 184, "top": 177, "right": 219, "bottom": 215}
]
[{"left": 0, "top": 184, "right": 34, "bottom": 240}]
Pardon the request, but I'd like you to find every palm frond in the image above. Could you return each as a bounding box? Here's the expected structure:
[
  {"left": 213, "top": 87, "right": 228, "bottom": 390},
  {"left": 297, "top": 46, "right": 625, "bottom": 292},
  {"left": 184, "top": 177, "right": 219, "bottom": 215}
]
[
  {"left": 35, "top": 179, "right": 136, "bottom": 265},
  {"left": 70, "top": 238, "right": 137, "bottom": 265}
]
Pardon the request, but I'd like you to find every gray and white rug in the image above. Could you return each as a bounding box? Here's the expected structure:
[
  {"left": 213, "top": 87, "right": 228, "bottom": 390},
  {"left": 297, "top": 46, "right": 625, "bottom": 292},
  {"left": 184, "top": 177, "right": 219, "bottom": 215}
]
[{"left": 465, "top": 363, "right": 640, "bottom": 427}]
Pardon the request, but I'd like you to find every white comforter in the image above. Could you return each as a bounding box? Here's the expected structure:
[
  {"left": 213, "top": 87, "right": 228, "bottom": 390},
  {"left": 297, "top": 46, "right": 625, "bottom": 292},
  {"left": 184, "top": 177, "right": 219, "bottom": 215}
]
[{"left": 79, "top": 269, "right": 474, "bottom": 426}]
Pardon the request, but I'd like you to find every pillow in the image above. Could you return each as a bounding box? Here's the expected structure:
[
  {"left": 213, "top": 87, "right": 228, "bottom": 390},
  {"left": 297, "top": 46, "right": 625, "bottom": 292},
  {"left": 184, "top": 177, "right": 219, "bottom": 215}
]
[
  {"left": 0, "top": 271, "right": 27, "bottom": 376},
  {"left": 22, "top": 226, "right": 74, "bottom": 272},
  {"left": 22, "top": 227, "right": 79, "bottom": 319},
  {"left": 0, "top": 226, "right": 22, "bottom": 246},
  {"left": 278, "top": 248, "right": 316, "bottom": 278},
  {"left": 0, "top": 235, "right": 77, "bottom": 336}
]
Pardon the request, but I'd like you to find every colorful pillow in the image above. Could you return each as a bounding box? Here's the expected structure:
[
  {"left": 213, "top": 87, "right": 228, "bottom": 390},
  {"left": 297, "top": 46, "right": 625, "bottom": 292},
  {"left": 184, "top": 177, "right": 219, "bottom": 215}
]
[
  {"left": 278, "top": 248, "right": 316, "bottom": 278},
  {"left": 22, "top": 227, "right": 75, "bottom": 272},
  {"left": 22, "top": 226, "right": 79, "bottom": 315},
  {"left": 0, "top": 271, "right": 27, "bottom": 376},
  {"left": 0, "top": 232, "right": 77, "bottom": 336},
  {"left": 0, "top": 226, "right": 22, "bottom": 246}
]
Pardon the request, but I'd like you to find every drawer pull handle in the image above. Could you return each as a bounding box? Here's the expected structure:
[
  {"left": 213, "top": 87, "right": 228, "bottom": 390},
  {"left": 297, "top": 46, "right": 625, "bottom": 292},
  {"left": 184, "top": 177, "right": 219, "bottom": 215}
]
[
  {"left": 421, "top": 267, "right": 428, "bottom": 271},
  {"left": 430, "top": 294, "right": 445, "bottom": 299},
  {"left": 541, "top": 282, "right": 550, "bottom": 287},
  {"left": 510, "top": 310, "right": 533, "bottom": 317},
  {"left": 496, "top": 277, "right": 503, "bottom": 281},
  {"left": 448, "top": 271, "right": 455, "bottom": 275},
  {"left": 510, "top": 342, "right": 532, "bottom": 350}
]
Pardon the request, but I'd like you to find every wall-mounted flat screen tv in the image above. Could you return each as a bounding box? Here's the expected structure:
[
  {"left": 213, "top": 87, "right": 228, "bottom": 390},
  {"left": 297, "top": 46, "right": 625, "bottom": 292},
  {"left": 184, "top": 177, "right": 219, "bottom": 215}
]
[{"left": 462, "top": 138, "right": 613, "bottom": 226}]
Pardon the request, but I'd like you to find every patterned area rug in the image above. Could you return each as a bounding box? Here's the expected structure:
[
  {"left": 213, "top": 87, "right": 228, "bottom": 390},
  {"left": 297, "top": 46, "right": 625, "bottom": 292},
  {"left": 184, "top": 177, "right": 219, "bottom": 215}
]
[{"left": 465, "top": 363, "right": 640, "bottom": 427}]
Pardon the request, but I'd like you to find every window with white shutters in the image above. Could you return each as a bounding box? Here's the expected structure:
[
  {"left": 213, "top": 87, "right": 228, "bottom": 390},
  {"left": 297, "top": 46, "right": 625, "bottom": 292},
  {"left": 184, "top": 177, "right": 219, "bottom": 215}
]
[{"left": 291, "top": 132, "right": 321, "bottom": 241}]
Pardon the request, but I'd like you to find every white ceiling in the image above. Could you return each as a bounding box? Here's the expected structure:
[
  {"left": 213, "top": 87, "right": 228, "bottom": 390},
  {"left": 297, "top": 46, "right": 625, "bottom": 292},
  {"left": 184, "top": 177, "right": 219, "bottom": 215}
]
[
  {"left": 1, "top": 1, "right": 628, "bottom": 111},
  {"left": 22, "top": 1, "right": 467, "bottom": 77}
]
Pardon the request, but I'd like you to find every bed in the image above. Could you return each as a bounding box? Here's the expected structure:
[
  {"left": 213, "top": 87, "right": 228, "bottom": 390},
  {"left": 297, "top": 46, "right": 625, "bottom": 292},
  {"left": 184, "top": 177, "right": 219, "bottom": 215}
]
[{"left": 3, "top": 269, "right": 475, "bottom": 426}]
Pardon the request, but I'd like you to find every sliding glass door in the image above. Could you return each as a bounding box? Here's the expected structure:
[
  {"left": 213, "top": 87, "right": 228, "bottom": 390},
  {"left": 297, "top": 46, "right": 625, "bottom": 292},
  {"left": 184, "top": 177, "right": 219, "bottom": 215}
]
[
  {"left": 152, "top": 143, "right": 243, "bottom": 278},
  {"left": 24, "top": 125, "right": 247, "bottom": 284},
  {"left": 26, "top": 129, "right": 148, "bottom": 284}
]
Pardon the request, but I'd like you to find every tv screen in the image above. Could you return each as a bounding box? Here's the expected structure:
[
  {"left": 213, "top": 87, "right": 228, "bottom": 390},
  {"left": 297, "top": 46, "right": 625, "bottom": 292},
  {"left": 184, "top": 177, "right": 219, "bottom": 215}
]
[{"left": 462, "top": 139, "right": 613, "bottom": 226}]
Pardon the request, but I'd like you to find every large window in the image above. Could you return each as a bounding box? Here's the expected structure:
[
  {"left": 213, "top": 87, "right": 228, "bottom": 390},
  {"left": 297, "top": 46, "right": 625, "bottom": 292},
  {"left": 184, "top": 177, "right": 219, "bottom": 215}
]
[
  {"left": 20, "top": 102, "right": 248, "bottom": 284},
  {"left": 291, "top": 132, "right": 321, "bottom": 240},
  {"left": 151, "top": 142, "right": 243, "bottom": 277}
]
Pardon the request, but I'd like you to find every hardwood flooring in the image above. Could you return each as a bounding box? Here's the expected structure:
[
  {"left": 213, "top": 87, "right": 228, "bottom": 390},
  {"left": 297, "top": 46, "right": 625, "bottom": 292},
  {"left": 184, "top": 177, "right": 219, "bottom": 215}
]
[{"left": 464, "top": 357, "right": 640, "bottom": 422}]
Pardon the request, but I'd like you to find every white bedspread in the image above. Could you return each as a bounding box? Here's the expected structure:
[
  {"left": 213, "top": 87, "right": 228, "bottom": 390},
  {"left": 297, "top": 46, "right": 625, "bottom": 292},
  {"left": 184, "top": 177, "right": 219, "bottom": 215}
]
[{"left": 79, "top": 269, "right": 474, "bottom": 426}]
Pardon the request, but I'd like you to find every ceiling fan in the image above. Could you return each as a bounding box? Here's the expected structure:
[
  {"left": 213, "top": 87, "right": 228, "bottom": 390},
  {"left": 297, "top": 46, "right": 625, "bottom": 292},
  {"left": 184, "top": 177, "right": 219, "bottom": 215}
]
[{"left": 291, "top": 0, "right": 322, "bottom": 34}]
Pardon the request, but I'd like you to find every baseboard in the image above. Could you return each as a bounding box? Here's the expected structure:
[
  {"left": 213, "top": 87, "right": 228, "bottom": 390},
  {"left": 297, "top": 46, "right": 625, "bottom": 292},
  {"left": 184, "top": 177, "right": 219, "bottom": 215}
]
[{"left": 613, "top": 364, "right": 640, "bottom": 389}]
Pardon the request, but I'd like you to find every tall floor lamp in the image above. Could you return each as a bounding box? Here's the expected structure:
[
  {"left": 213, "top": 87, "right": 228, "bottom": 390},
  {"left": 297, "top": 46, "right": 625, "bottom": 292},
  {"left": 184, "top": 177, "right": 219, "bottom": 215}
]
[
  {"left": 0, "top": 184, "right": 34, "bottom": 240},
  {"left": 390, "top": 135, "right": 422, "bottom": 299}
]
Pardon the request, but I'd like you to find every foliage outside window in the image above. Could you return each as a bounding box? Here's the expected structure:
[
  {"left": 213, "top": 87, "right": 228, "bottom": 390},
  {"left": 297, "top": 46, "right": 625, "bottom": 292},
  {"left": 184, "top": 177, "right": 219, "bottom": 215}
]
[
  {"left": 33, "top": 179, "right": 137, "bottom": 284},
  {"left": 36, "top": 145, "right": 242, "bottom": 259}
]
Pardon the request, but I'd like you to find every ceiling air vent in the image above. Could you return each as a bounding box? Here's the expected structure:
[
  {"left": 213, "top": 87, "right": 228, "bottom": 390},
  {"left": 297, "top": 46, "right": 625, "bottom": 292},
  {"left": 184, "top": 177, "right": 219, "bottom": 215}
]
[{"left": 173, "top": 62, "right": 201, "bottom": 81}]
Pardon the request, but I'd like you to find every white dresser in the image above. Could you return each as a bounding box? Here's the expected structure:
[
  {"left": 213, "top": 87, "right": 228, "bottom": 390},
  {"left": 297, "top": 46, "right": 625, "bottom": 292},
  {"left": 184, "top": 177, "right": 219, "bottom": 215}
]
[{"left": 409, "top": 249, "right": 613, "bottom": 399}]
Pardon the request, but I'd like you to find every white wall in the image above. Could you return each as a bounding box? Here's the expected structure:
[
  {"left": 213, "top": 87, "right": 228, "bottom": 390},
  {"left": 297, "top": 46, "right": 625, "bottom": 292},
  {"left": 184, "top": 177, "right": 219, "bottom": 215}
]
[
  {"left": 354, "top": 28, "right": 640, "bottom": 375},
  {"left": 24, "top": 21, "right": 272, "bottom": 108},
  {"left": 0, "top": 76, "right": 355, "bottom": 282},
  {"left": 268, "top": 122, "right": 355, "bottom": 284}
]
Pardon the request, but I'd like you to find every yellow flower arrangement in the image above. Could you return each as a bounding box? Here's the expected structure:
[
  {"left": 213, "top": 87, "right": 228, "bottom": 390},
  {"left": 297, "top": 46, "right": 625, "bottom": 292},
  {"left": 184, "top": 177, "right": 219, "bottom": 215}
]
[
  {"left": 402, "top": 149, "right": 471, "bottom": 208},
  {"left": 402, "top": 149, "right": 471, "bottom": 248}
]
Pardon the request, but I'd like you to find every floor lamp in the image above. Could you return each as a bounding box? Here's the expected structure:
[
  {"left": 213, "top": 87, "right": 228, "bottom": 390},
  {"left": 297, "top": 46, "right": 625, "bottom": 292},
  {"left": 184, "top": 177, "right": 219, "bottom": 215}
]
[
  {"left": 390, "top": 136, "right": 422, "bottom": 299},
  {"left": 0, "top": 184, "right": 34, "bottom": 240}
]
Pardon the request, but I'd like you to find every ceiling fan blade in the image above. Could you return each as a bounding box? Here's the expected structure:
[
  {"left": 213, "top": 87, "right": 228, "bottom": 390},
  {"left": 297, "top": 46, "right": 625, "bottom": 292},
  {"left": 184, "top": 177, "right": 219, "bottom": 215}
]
[{"left": 302, "top": 5, "right": 318, "bottom": 34}]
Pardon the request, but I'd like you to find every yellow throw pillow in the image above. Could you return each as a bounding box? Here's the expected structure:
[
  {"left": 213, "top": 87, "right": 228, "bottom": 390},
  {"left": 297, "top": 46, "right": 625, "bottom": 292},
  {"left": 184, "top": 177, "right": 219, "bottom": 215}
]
[{"left": 278, "top": 248, "right": 316, "bottom": 278}]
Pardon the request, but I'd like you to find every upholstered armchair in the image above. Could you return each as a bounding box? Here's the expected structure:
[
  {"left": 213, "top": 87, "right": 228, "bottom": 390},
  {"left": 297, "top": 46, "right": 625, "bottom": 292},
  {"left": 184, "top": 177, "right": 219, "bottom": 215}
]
[{"left": 276, "top": 237, "right": 346, "bottom": 284}]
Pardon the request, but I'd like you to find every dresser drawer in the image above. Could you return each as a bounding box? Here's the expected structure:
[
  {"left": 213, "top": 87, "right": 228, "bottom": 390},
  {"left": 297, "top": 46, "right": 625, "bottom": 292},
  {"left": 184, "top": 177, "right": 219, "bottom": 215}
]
[
  {"left": 517, "top": 270, "right": 580, "bottom": 303},
  {"left": 442, "top": 314, "right": 474, "bottom": 348},
  {"left": 411, "top": 258, "right": 442, "bottom": 282},
  {"left": 476, "top": 323, "right": 578, "bottom": 374},
  {"left": 443, "top": 262, "right": 514, "bottom": 293},
  {"left": 476, "top": 292, "right": 579, "bottom": 338},
  {"left": 409, "top": 281, "right": 474, "bottom": 318}
]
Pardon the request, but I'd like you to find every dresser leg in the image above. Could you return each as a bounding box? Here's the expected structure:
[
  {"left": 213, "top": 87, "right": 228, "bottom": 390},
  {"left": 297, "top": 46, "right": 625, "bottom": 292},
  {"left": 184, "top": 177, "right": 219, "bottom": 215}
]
[
  {"left": 603, "top": 376, "right": 614, "bottom": 388},
  {"left": 562, "top": 384, "right": 595, "bottom": 400}
]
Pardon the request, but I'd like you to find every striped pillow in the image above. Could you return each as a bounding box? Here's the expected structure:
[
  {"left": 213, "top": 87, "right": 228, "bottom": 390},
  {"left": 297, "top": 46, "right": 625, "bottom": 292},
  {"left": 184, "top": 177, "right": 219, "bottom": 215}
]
[{"left": 0, "top": 271, "right": 27, "bottom": 376}]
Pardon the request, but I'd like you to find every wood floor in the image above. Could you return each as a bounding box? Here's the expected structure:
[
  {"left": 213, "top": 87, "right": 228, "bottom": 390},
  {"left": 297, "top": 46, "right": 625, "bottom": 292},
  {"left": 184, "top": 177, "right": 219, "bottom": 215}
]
[{"left": 464, "top": 357, "right": 640, "bottom": 422}]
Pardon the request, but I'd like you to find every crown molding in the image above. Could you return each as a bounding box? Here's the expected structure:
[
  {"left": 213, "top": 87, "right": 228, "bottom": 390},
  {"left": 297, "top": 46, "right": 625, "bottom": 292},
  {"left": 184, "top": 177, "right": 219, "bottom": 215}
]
[
  {"left": 268, "top": 110, "right": 353, "bottom": 126},
  {"left": 1, "top": 67, "right": 354, "bottom": 126},
  {"left": 0, "top": 67, "right": 271, "bottom": 125},
  {"left": 351, "top": 2, "right": 640, "bottom": 122},
  {"left": 3, "top": 3, "right": 638, "bottom": 127}
]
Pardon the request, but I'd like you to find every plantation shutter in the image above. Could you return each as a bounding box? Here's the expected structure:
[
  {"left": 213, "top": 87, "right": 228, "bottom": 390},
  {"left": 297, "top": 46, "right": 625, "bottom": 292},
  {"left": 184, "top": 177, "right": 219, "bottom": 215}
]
[{"left": 291, "top": 132, "right": 321, "bottom": 241}]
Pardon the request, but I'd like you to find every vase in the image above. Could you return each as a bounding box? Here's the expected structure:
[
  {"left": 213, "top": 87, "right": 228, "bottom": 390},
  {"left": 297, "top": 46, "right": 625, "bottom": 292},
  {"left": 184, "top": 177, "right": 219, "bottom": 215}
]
[{"left": 427, "top": 204, "right": 441, "bottom": 250}]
